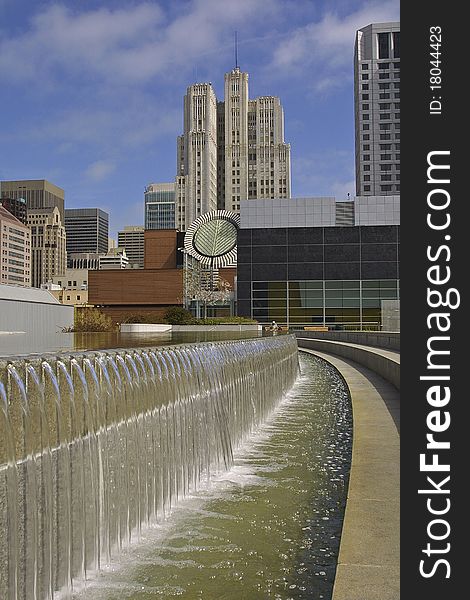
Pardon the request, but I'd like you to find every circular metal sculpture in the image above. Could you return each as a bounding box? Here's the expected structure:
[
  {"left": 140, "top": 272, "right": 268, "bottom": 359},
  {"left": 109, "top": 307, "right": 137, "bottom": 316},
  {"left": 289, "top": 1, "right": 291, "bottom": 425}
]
[{"left": 184, "top": 210, "right": 240, "bottom": 267}]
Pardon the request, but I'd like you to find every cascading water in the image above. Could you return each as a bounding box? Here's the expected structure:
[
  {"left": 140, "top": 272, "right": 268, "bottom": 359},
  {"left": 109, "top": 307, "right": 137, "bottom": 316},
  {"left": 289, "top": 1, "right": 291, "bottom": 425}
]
[{"left": 0, "top": 335, "right": 299, "bottom": 600}]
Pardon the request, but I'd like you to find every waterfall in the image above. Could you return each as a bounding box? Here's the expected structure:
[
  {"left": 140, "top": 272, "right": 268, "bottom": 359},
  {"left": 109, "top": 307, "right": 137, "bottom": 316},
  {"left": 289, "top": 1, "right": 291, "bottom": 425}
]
[{"left": 0, "top": 335, "right": 299, "bottom": 600}]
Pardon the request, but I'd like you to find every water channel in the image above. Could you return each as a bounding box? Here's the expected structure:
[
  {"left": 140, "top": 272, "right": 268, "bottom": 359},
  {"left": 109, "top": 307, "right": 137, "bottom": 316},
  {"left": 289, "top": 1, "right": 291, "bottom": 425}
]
[
  {"left": 1, "top": 336, "right": 352, "bottom": 599},
  {"left": 73, "top": 352, "right": 352, "bottom": 600}
]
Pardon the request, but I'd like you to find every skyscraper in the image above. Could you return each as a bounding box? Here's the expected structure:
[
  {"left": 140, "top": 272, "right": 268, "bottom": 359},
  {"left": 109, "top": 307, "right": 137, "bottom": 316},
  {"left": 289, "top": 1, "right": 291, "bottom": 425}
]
[
  {"left": 145, "top": 183, "right": 176, "bottom": 229},
  {"left": 27, "top": 206, "right": 66, "bottom": 287},
  {"left": 223, "top": 68, "right": 291, "bottom": 212},
  {"left": 176, "top": 83, "right": 218, "bottom": 231},
  {"left": 64, "top": 208, "right": 109, "bottom": 256},
  {"left": 175, "top": 68, "right": 291, "bottom": 230},
  {"left": 354, "top": 22, "right": 400, "bottom": 196},
  {"left": 0, "top": 179, "right": 65, "bottom": 222},
  {"left": 117, "top": 226, "right": 144, "bottom": 268},
  {"left": 0, "top": 197, "right": 27, "bottom": 224},
  {"left": 0, "top": 205, "right": 31, "bottom": 287}
]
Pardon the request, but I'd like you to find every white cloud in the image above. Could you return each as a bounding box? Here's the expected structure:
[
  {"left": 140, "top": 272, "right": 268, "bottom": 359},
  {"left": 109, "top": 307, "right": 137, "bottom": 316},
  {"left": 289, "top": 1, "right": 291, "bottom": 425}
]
[
  {"left": 0, "top": 0, "right": 283, "bottom": 86},
  {"left": 270, "top": 0, "right": 399, "bottom": 93},
  {"left": 85, "top": 160, "right": 116, "bottom": 181}
]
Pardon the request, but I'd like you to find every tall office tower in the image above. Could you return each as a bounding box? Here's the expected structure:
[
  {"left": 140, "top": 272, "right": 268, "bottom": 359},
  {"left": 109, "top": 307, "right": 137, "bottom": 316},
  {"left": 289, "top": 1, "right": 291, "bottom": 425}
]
[
  {"left": 175, "top": 83, "right": 218, "bottom": 231},
  {"left": 0, "top": 205, "right": 31, "bottom": 286},
  {"left": 117, "top": 226, "right": 144, "bottom": 268},
  {"left": 65, "top": 208, "right": 109, "bottom": 257},
  {"left": 216, "top": 101, "right": 226, "bottom": 210},
  {"left": 145, "top": 183, "right": 176, "bottom": 229},
  {"left": 223, "top": 68, "right": 291, "bottom": 212},
  {"left": 27, "top": 207, "right": 66, "bottom": 287},
  {"left": 223, "top": 67, "right": 249, "bottom": 211},
  {"left": 354, "top": 22, "right": 400, "bottom": 196},
  {"left": 0, "top": 197, "right": 27, "bottom": 224},
  {"left": 0, "top": 179, "right": 65, "bottom": 222}
]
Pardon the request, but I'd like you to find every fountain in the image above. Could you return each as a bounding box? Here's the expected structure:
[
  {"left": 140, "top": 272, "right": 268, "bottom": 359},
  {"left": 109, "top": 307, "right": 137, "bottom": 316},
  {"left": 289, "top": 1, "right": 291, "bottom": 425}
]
[{"left": 0, "top": 335, "right": 299, "bottom": 600}]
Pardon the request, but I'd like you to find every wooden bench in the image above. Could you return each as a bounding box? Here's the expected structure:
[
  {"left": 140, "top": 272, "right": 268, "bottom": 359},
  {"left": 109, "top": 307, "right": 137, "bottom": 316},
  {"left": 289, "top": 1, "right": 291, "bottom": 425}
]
[{"left": 303, "top": 326, "right": 329, "bottom": 331}]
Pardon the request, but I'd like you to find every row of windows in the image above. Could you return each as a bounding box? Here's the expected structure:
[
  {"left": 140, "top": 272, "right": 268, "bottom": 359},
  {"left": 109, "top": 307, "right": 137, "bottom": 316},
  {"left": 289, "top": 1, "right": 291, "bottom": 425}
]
[
  {"left": 361, "top": 82, "right": 400, "bottom": 92},
  {"left": 362, "top": 93, "right": 400, "bottom": 101},
  {"left": 363, "top": 184, "right": 400, "bottom": 192},
  {"left": 362, "top": 133, "right": 400, "bottom": 141},
  {"left": 362, "top": 174, "right": 400, "bottom": 181},
  {"left": 361, "top": 61, "right": 400, "bottom": 70},
  {"left": 361, "top": 72, "right": 399, "bottom": 80}
]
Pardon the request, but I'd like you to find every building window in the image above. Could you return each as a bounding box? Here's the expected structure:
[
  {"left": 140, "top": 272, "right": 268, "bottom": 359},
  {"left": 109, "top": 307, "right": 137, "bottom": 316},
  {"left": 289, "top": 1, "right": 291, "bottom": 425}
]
[
  {"left": 362, "top": 84, "right": 369, "bottom": 90},
  {"left": 363, "top": 165, "right": 371, "bottom": 171},
  {"left": 379, "top": 72, "right": 390, "bottom": 79},
  {"left": 379, "top": 103, "right": 391, "bottom": 110},
  {"left": 381, "top": 185, "right": 392, "bottom": 191},
  {"left": 362, "top": 94, "right": 369, "bottom": 100},
  {"left": 363, "top": 113, "right": 369, "bottom": 120},
  {"left": 362, "top": 63, "right": 369, "bottom": 70},
  {"left": 363, "top": 144, "right": 370, "bottom": 150},
  {"left": 362, "top": 104, "right": 369, "bottom": 110},
  {"left": 378, "top": 32, "right": 390, "bottom": 59},
  {"left": 378, "top": 62, "right": 390, "bottom": 70},
  {"left": 362, "top": 74, "right": 369, "bottom": 80},
  {"left": 380, "top": 154, "right": 392, "bottom": 160},
  {"left": 364, "top": 175, "right": 371, "bottom": 181},
  {"left": 363, "top": 134, "right": 370, "bottom": 140},
  {"left": 363, "top": 154, "right": 370, "bottom": 161},
  {"left": 363, "top": 124, "right": 370, "bottom": 130},
  {"left": 364, "top": 185, "right": 371, "bottom": 192},
  {"left": 393, "top": 32, "right": 400, "bottom": 58},
  {"left": 380, "top": 93, "right": 390, "bottom": 100}
]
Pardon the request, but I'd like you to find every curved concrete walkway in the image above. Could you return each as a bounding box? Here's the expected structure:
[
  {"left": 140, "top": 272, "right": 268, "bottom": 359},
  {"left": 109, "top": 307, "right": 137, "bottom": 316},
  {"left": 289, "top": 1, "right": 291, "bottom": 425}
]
[{"left": 298, "top": 347, "right": 400, "bottom": 600}]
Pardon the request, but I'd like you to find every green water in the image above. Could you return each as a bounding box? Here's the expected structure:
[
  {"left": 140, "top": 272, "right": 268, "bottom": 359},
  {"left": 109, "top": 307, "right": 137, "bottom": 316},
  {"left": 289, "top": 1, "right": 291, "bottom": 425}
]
[{"left": 73, "top": 353, "right": 352, "bottom": 600}]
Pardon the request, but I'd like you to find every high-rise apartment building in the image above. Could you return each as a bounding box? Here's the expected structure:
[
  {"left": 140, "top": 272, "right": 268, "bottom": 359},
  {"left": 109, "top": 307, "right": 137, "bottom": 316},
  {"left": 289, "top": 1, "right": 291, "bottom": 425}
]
[
  {"left": 117, "top": 226, "right": 144, "bottom": 268},
  {"left": 27, "top": 206, "right": 66, "bottom": 287},
  {"left": 1, "top": 179, "right": 65, "bottom": 222},
  {"left": 0, "top": 205, "right": 31, "bottom": 287},
  {"left": 145, "top": 183, "right": 176, "bottom": 229},
  {"left": 354, "top": 22, "right": 400, "bottom": 196},
  {"left": 65, "top": 208, "right": 109, "bottom": 257},
  {"left": 175, "top": 68, "right": 291, "bottom": 230}
]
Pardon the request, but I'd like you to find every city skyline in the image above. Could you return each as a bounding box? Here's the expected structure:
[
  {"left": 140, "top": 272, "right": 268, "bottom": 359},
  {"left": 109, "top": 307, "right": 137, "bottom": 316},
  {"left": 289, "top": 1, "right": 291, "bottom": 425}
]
[{"left": 0, "top": 0, "right": 399, "bottom": 238}]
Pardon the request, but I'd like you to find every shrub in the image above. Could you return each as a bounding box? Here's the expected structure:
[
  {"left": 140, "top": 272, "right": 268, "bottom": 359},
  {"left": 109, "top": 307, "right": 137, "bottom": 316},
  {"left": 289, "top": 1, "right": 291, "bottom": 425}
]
[
  {"left": 196, "top": 316, "right": 258, "bottom": 325},
  {"left": 120, "top": 313, "right": 161, "bottom": 324},
  {"left": 73, "top": 308, "right": 116, "bottom": 332},
  {"left": 163, "top": 306, "right": 195, "bottom": 325}
]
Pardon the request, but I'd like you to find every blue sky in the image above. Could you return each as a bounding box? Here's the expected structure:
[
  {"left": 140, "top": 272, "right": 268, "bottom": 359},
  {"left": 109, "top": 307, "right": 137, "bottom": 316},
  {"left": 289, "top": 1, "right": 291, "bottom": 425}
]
[{"left": 0, "top": 0, "right": 399, "bottom": 238}]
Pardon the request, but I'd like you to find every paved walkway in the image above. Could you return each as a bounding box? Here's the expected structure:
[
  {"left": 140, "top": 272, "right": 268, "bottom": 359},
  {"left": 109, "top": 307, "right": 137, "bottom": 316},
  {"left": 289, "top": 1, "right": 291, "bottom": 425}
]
[{"left": 299, "top": 348, "right": 400, "bottom": 600}]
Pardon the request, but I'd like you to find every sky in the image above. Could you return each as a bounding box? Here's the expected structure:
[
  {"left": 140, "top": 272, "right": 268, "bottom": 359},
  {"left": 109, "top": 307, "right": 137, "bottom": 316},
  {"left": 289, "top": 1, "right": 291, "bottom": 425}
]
[{"left": 0, "top": 0, "right": 399, "bottom": 239}]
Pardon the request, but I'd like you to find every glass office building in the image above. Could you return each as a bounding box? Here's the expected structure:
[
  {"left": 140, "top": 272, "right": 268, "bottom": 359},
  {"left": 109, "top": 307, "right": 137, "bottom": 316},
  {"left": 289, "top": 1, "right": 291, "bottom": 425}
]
[{"left": 145, "top": 183, "right": 176, "bottom": 230}]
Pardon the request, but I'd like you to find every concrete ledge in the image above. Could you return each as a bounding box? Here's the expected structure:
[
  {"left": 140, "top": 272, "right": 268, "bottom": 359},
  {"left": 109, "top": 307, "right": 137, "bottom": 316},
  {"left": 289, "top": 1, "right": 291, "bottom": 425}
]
[
  {"left": 297, "top": 337, "right": 400, "bottom": 390},
  {"left": 299, "top": 348, "right": 399, "bottom": 600},
  {"left": 295, "top": 330, "right": 400, "bottom": 352},
  {"left": 120, "top": 323, "right": 172, "bottom": 333},
  {"left": 120, "top": 323, "right": 262, "bottom": 333}
]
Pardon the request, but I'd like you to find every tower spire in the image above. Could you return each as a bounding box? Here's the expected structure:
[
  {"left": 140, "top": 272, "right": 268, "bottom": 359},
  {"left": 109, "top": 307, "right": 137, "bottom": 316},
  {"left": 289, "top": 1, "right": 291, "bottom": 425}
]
[{"left": 235, "top": 31, "right": 238, "bottom": 69}]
